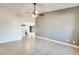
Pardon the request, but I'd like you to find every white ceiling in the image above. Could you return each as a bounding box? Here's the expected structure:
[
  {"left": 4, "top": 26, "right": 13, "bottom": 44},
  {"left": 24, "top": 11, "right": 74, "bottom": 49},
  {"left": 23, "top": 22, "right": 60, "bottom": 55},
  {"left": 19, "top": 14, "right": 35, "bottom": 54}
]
[{"left": 0, "top": 3, "right": 79, "bottom": 23}]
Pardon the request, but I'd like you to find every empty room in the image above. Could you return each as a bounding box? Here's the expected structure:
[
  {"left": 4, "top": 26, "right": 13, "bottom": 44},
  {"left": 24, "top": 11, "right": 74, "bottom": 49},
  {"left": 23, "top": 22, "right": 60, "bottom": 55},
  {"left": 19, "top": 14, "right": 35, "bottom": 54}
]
[{"left": 0, "top": 3, "right": 79, "bottom": 55}]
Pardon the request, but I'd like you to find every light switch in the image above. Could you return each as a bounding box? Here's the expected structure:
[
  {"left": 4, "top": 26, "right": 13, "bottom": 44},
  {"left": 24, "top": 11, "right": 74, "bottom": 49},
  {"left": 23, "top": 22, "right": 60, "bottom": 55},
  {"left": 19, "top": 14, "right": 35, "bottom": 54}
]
[
  {"left": 67, "top": 40, "right": 69, "bottom": 42},
  {"left": 72, "top": 41, "right": 75, "bottom": 44}
]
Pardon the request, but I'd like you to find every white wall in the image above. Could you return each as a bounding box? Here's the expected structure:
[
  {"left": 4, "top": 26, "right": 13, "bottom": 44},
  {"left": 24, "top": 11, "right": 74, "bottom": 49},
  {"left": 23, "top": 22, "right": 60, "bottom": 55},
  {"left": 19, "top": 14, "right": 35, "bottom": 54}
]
[
  {"left": 36, "top": 6, "right": 79, "bottom": 45},
  {"left": 0, "top": 8, "right": 23, "bottom": 43},
  {"left": 0, "top": 6, "right": 35, "bottom": 43},
  {"left": 0, "top": 18, "right": 22, "bottom": 43}
]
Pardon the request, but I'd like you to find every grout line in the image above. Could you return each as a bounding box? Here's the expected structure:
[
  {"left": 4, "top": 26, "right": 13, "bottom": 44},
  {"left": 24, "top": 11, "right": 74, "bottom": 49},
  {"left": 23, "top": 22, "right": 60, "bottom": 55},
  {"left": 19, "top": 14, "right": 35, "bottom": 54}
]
[{"left": 36, "top": 36, "right": 79, "bottom": 48}]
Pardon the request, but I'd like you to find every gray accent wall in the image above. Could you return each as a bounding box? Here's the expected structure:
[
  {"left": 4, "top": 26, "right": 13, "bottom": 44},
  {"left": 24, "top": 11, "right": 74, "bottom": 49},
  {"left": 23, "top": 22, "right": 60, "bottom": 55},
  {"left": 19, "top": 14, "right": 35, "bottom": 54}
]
[{"left": 36, "top": 6, "right": 79, "bottom": 46}]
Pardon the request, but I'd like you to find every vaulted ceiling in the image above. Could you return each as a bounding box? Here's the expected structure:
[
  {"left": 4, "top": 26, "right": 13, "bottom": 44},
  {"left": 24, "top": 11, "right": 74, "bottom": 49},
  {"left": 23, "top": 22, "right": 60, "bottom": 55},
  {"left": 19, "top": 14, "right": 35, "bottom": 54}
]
[{"left": 0, "top": 3, "right": 79, "bottom": 23}]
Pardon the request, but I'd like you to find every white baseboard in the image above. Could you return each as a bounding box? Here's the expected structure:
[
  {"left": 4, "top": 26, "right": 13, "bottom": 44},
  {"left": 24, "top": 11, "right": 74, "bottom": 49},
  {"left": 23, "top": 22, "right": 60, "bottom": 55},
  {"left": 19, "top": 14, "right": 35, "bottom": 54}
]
[
  {"left": 36, "top": 36, "right": 79, "bottom": 48},
  {"left": 0, "top": 39, "right": 21, "bottom": 44}
]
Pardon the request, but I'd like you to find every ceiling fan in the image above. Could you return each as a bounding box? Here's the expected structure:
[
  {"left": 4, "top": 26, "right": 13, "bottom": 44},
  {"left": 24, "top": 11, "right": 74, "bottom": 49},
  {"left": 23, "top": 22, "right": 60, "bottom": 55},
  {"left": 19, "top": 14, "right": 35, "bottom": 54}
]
[
  {"left": 15, "top": 3, "right": 44, "bottom": 18},
  {"left": 32, "top": 3, "right": 44, "bottom": 17}
]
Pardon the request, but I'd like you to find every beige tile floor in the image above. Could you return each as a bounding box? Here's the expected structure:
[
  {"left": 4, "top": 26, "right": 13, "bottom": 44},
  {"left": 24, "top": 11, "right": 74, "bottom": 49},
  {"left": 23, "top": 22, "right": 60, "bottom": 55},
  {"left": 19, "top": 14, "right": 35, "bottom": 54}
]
[{"left": 0, "top": 35, "right": 79, "bottom": 55}]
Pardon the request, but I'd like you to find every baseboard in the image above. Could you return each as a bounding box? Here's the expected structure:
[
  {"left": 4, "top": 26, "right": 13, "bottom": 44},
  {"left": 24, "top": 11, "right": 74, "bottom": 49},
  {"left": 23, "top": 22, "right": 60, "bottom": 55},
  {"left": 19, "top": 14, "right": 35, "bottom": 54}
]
[
  {"left": 36, "top": 36, "right": 79, "bottom": 48},
  {"left": 0, "top": 39, "right": 21, "bottom": 44}
]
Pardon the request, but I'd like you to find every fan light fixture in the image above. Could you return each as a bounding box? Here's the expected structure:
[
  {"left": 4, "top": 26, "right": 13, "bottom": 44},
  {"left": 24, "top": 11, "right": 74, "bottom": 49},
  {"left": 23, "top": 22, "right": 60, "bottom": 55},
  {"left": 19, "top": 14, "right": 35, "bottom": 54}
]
[{"left": 32, "top": 3, "right": 38, "bottom": 17}]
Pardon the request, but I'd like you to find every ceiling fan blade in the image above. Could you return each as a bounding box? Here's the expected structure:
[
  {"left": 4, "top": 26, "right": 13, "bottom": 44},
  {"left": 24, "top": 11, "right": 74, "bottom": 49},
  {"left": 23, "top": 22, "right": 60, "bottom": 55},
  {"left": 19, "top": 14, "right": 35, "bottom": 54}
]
[{"left": 39, "top": 14, "right": 44, "bottom": 16}]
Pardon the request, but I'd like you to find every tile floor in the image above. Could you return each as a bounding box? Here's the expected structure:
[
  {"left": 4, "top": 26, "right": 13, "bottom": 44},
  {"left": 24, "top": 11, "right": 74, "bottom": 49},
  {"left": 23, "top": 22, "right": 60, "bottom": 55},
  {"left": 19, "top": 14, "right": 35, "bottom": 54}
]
[{"left": 0, "top": 35, "right": 79, "bottom": 55}]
